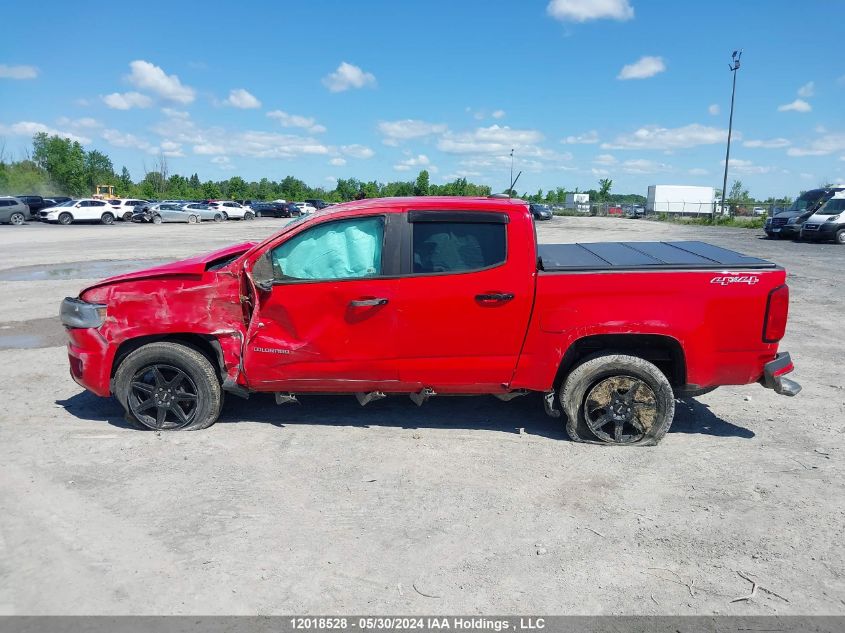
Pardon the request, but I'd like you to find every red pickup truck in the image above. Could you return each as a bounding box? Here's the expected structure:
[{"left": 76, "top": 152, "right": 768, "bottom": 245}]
[{"left": 61, "top": 196, "right": 799, "bottom": 446}]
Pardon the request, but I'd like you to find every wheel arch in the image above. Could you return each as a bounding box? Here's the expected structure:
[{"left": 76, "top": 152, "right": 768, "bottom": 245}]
[
  {"left": 554, "top": 333, "right": 687, "bottom": 389},
  {"left": 111, "top": 333, "right": 225, "bottom": 384}
]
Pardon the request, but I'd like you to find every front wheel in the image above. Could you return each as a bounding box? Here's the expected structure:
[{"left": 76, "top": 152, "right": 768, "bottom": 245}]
[
  {"left": 221, "top": 211, "right": 229, "bottom": 221},
  {"left": 151, "top": 214, "right": 162, "bottom": 224},
  {"left": 9, "top": 212, "right": 26, "bottom": 225},
  {"left": 101, "top": 212, "right": 115, "bottom": 225},
  {"left": 213, "top": 213, "right": 223, "bottom": 222},
  {"left": 836, "top": 229, "right": 845, "bottom": 245},
  {"left": 243, "top": 211, "right": 255, "bottom": 221},
  {"left": 58, "top": 212, "right": 73, "bottom": 225},
  {"left": 560, "top": 353, "right": 675, "bottom": 446},
  {"left": 122, "top": 211, "right": 133, "bottom": 222},
  {"left": 114, "top": 342, "right": 223, "bottom": 431}
]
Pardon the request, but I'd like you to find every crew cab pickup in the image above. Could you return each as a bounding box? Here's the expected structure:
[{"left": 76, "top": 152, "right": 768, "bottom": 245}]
[{"left": 61, "top": 197, "right": 799, "bottom": 445}]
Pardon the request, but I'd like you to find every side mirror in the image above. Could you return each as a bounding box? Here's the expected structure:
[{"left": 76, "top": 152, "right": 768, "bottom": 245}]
[{"left": 251, "top": 252, "right": 275, "bottom": 292}]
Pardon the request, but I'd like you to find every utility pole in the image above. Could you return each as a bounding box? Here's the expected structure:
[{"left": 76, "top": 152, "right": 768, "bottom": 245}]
[{"left": 718, "top": 49, "right": 742, "bottom": 221}]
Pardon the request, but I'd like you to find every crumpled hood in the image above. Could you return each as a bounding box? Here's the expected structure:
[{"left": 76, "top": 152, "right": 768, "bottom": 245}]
[{"left": 81, "top": 241, "right": 256, "bottom": 293}]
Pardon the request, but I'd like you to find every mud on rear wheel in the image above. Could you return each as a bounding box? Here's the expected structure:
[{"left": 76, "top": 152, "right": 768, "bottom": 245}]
[
  {"left": 559, "top": 353, "right": 675, "bottom": 446},
  {"left": 113, "top": 342, "right": 223, "bottom": 431}
]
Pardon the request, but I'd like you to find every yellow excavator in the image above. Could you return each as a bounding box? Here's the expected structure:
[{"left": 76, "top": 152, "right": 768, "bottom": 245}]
[{"left": 92, "top": 184, "right": 115, "bottom": 199}]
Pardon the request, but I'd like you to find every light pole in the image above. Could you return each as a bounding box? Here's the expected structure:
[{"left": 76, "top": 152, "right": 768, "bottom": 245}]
[
  {"left": 718, "top": 49, "right": 742, "bottom": 220},
  {"left": 509, "top": 148, "right": 514, "bottom": 197}
]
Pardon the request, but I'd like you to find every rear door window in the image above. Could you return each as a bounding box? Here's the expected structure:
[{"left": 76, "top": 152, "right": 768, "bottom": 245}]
[{"left": 411, "top": 220, "right": 506, "bottom": 274}]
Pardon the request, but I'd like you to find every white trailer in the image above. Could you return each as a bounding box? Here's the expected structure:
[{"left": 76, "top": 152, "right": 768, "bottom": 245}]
[
  {"left": 646, "top": 185, "right": 715, "bottom": 214},
  {"left": 565, "top": 193, "right": 590, "bottom": 212}
]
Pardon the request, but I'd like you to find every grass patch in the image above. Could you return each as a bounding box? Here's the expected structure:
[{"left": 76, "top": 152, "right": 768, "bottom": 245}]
[{"left": 646, "top": 214, "right": 765, "bottom": 229}]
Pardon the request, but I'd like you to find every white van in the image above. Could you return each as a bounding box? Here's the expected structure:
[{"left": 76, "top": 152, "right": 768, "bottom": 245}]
[{"left": 800, "top": 192, "right": 845, "bottom": 245}]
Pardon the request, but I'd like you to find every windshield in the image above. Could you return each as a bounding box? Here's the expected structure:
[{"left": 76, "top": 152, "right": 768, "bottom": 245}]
[
  {"left": 816, "top": 198, "right": 845, "bottom": 215},
  {"left": 56, "top": 200, "right": 75, "bottom": 207},
  {"left": 787, "top": 190, "right": 827, "bottom": 213}
]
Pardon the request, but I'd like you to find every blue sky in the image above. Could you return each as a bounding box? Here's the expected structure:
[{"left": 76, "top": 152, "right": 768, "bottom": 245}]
[{"left": 1, "top": 0, "right": 843, "bottom": 197}]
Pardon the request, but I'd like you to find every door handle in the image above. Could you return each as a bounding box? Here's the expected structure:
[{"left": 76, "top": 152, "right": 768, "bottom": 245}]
[
  {"left": 349, "top": 297, "right": 389, "bottom": 307},
  {"left": 475, "top": 292, "right": 515, "bottom": 303}
]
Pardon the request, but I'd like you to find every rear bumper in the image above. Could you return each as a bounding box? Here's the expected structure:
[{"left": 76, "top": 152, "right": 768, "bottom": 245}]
[{"left": 760, "top": 352, "right": 801, "bottom": 397}]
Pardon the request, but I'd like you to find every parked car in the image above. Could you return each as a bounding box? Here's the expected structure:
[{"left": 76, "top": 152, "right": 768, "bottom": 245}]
[
  {"left": 295, "top": 202, "right": 317, "bottom": 214},
  {"left": 799, "top": 193, "right": 845, "bottom": 244},
  {"left": 282, "top": 202, "right": 303, "bottom": 217},
  {"left": 765, "top": 186, "right": 845, "bottom": 239},
  {"left": 0, "top": 197, "right": 30, "bottom": 225},
  {"left": 752, "top": 206, "right": 767, "bottom": 216},
  {"left": 252, "top": 202, "right": 296, "bottom": 218},
  {"left": 529, "top": 203, "right": 553, "bottom": 220},
  {"left": 108, "top": 198, "right": 149, "bottom": 222},
  {"left": 131, "top": 203, "right": 202, "bottom": 224},
  {"left": 47, "top": 196, "right": 72, "bottom": 205},
  {"left": 304, "top": 198, "right": 329, "bottom": 210},
  {"left": 14, "top": 195, "right": 51, "bottom": 216},
  {"left": 208, "top": 201, "right": 255, "bottom": 220},
  {"left": 180, "top": 203, "right": 225, "bottom": 222},
  {"left": 40, "top": 199, "right": 117, "bottom": 225},
  {"left": 61, "top": 196, "right": 798, "bottom": 444}
]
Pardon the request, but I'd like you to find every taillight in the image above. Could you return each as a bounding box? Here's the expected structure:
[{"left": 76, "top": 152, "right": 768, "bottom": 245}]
[{"left": 763, "top": 284, "right": 789, "bottom": 343}]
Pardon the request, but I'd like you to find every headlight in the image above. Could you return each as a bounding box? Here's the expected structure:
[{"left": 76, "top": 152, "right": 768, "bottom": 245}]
[
  {"left": 826, "top": 215, "right": 840, "bottom": 222},
  {"left": 60, "top": 297, "right": 107, "bottom": 328},
  {"left": 786, "top": 217, "right": 797, "bottom": 224}
]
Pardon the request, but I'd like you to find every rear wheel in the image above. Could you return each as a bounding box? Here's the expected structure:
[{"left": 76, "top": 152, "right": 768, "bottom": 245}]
[
  {"left": 58, "top": 212, "right": 73, "bottom": 225},
  {"left": 188, "top": 214, "right": 199, "bottom": 224},
  {"left": 560, "top": 353, "right": 675, "bottom": 446},
  {"left": 243, "top": 211, "right": 255, "bottom": 221},
  {"left": 152, "top": 214, "right": 162, "bottom": 224},
  {"left": 114, "top": 342, "right": 222, "bottom": 431},
  {"left": 9, "top": 212, "right": 25, "bottom": 225},
  {"left": 836, "top": 229, "right": 845, "bottom": 245},
  {"left": 101, "top": 212, "right": 115, "bottom": 225}
]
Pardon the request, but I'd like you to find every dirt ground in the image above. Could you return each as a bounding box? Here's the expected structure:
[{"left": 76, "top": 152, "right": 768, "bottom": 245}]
[{"left": 0, "top": 215, "right": 842, "bottom": 615}]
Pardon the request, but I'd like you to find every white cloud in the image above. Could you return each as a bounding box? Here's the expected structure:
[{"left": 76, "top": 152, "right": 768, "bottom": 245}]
[
  {"left": 102, "top": 91, "right": 153, "bottom": 110},
  {"left": 193, "top": 143, "right": 227, "bottom": 155},
  {"left": 160, "top": 140, "right": 184, "bottom": 157},
  {"left": 267, "top": 110, "right": 326, "bottom": 133},
  {"left": 394, "top": 154, "right": 431, "bottom": 171},
  {"left": 602, "top": 123, "right": 730, "bottom": 150},
  {"left": 0, "top": 121, "right": 90, "bottom": 144},
  {"left": 787, "top": 133, "right": 845, "bottom": 157},
  {"left": 777, "top": 99, "right": 811, "bottom": 113},
  {"left": 723, "top": 158, "right": 773, "bottom": 175},
  {"left": 593, "top": 153, "right": 617, "bottom": 165},
  {"left": 329, "top": 157, "right": 346, "bottom": 166},
  {"left": 0, "top": 64, "right": 39, "bottom": 79},
  {"left": 708, "top": 104, "right": 720, "bottom": 116},
  {"left": 340, "top": 144, "right": 374, "bottom": 159},
  {"left": 618, "top": 56, "right": 666, "bottom": 80},
  {"left": 126, "top": 60, "right": 195, "bottom": 104},
  {"left": 224, "top": 88, "right": 261, "bottom": 109},
  {"left": 210, "top": 156, "right": 234, "bottom": 170},
  {"left": 378, "top": 119, "right": 448, "bottom": 143},
  {"left": 322, "top": 62, "right": 376, "bottom": 92},
  {"left": 591, "top": 168, "right": 611, "bottom": 177},
  {"left": 56, "top": 117, "right": 101, "bottom": 129},
  {"left": 102, "top": 129, "right": 156, "bottom": 154},
  {"left": 491, "top": 109, "right": 506, "bottom": 119},
  {"left": 621, "top": 159, "right": 672, "bottom": 174},
  {"left": 688, "top": 167, "right": 709, "bottom": 176},
  {"left": 562, "top": 130, "right": 599, "bottom": 144},
  {"left": 743, "top": 138, "right": 791, "bottom": 149},
  {"left": 797, "top": 81, "right": 815, "bottom": 98},
  {"left": 546, "top": 0, "right": 633, "bottom": 22},
  {"left": 438, "top": 124, "right": 544, "bottom": 154},
  {"left": 161, "top": 108, "right": 190, "bottom": 119}
]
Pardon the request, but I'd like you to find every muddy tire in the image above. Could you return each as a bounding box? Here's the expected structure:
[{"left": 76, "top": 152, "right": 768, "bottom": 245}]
[
  {"left": 58, "top": 212, "right": 73, "bottom": 225},
  {"left": 114, "top": 342, "right": 222, "bottom": 431},
  {"left": 151, "top": 214, "right": 162, "bottom": 224},
  {"left": 101, "top": 212, "right": 115, "bottom": 225},
  {"left": 560, "top": 353, "right": 675, "bottom": 446},
  {"left": 9, "top": 212, "right": 26, "bottom": 225}
]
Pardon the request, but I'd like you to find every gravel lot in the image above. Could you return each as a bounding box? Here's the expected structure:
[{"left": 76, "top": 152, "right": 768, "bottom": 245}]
[{"left": 0, "top": 216, "right": 842, "bottom": 615}]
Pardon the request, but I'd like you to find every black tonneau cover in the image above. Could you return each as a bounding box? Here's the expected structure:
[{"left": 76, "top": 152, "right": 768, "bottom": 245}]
[{"left": 538, "top": 241, "right": 776, "bottom": 272}]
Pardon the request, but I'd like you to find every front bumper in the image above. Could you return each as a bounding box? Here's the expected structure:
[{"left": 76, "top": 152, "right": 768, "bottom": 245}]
[
  {"left": 801, "top": 222, "right": 838, "bottom": 240},
  {"left": 760, "top": 352, "right": 801, "bottom": 396}
]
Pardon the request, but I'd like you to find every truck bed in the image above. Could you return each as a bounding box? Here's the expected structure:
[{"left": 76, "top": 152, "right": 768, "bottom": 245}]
[{"left": 538, "top": 241, "right": 776, "bottom": 272}]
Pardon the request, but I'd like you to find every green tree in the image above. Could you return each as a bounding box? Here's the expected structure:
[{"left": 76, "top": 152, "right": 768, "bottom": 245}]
[
  {"left": 32, "top": 133, "right": 87, "bottom": 195},
  {"left": 597, "top": 178, "right": 613, "bottom": 201},
  {"left": 728, "top": 179, "right": 750, "bottom": 203},
  {"left": 119, "top": 166, "right": 133, "bottom": 194},
  {"left": 414, "top": 170, "right": 430, "bottom": 196},
  {"left": 227, "top": 176, "right": 248, "bottom": 200},
  {"left": 201, "top": 180, "right": 222, "bottom": 200},
  {"left": 83, "top": 150, "right": 115, "bottom": 193}
]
